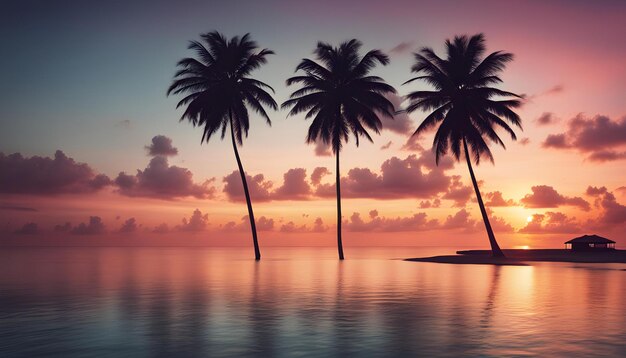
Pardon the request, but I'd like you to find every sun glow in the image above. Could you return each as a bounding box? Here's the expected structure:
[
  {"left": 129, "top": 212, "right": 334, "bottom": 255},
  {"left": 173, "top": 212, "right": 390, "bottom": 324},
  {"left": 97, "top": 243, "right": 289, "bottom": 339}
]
[{"left": 526, "top": 216, "right": 533, "bottom": 223}]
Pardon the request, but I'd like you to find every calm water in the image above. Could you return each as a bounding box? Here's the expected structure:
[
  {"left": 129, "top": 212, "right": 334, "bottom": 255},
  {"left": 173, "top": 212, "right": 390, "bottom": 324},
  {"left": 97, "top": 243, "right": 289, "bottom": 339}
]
[{"left": 1, "top": 247, "right": 625, "bottom": 357}]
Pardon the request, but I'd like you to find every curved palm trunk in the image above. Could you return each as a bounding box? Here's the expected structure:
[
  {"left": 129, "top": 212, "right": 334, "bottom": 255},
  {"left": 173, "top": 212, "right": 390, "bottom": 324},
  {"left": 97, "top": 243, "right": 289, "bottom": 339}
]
[
  {"left": 463, "top": 138, "right": 505, "bottom": 258},
  {"left": 335, "top": 150, "right": 345, "bottom": 260},
  {"left": 230, "top": 118, "right": 261, "bottom": 260}
]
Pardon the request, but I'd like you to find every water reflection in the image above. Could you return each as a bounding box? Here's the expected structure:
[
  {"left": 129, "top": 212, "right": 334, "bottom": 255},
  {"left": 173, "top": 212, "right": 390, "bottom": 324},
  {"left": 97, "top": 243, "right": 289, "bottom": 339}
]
[{"left": 1, "top": 247, "right": 625, "bottom": 357}]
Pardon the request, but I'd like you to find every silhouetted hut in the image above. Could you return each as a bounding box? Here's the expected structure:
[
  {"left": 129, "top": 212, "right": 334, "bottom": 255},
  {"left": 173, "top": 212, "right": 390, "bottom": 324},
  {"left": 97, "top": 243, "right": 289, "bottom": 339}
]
[{"left": 565, "top": 234, "right": 615, "bottom": 251}]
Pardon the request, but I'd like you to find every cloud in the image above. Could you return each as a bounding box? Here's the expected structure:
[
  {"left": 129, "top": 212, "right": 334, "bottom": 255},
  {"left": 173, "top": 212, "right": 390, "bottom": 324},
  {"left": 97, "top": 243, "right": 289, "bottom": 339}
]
[
  {"left": 441, "top": 209, "right": 478, "bottom": 230},
  {"left": 280, "top": 221, "right": 309, "bottom": 233},
  {"left": 310, "top": 167, "right": 330, "bottom": 186},
  {"left": 488, "top": 215, "right": 515, "bottom": 233},
  {"left": 545, "top": 85, "right": 564, "bottom": 95},
  {"left": 521, "top": 185, "right": 590, "bottom": 211},
  {"left": 586, "top": 186, "right": 608, "bottom": 197},
  {"left": 119, "top": 218, "right": 138, "bottom": 233},
  {"left": 54, "top": 222, "right": 72, "bottom": 232},
  {"left": 115, "top": 119, "right": 132, "bottom": 129},
  {"left": 542, "top": 114, "right": 626, "bottom": 161},
  {"left": 380, "top": 141, "right": 393, "bottom": 150},
  {"left": 226, "top": 152, "right": 456, "bottom": 202},
  {"left": 344, "top": 209, "right": 439, "bottom": 232},
  {"left": 314, "top": 141, "right": 332, "bottom": 157},
  {"left": 0, "top": 150, "right": 111, "bottom": 195},
  {"left": 389, "top": 41, "right": 414, "bottom": 55},
  {"left": 586, "top": 151, "right": 626, "bottom": 162},
  {"left": 419, "top": 198, "right": 441, "bottom": 208},
  {"left": 401, "top": 135, "right": 424, "bottom": 152},
  {"left": 315, "top": 154, "right": 451, "bottom": 200},
  {"left": 152, "top": 223, "right": 170, "bottom": 234},
  {"left": 71, "top": 216, "right": 106, "bottom": 235},
  {"left": 525, "top": 84, "right": 565, "bottom": 100},
  {"left": 519, "top": 137, "right": 530, "bottom": 146},
  {"left": 176, "top": 209, "right": 209, "bottom": 232},
  {"left": 542, "top": 134, "right": 569, "bottom": 149},
  {"left": 484, "top": 191, "right": 516, "bottom": 207},
  {"left": 14, "top": 222, "right": 38, "bottom": 235},
  {"left": 223, "top": 171, "right": 273, "bottom": 202},
  {"left": 519, "top": 212, "right": 581, "bottom": 234},
  {"left": 596, "top": 190, "right": 626, "bottom": 225},
  {"left": 277, "top": 217, "right": 327, "bottom": 233},
  {"left": 145, "top": 135, "right": 178, "bottom": 156},
  {"left": 442, "top": 176, "right": 473, "bottom": 207},
  {"left": 221, "top": 215, "right": 274, "bottom": 232},
  {"left": 0, "top": 204, "right": 37, "bottom": 212},
  {"left": 311, "top": 217, "right": 329, "bottom": 232},
  {"left": 584, "top": 186, "right": 626, "bottom": 228},
  {"left": 599, "top": 195, "right": 626, "bottom": 225},
  {"left": 379, "top": 93, "right": 413, "bottom": 135},
  {"left": 535, "top": 112, "right": 558, "bottom": 126},
  {"left": 116, "top": 156, "right": 215, "bottom": 199},
  {"left": 272, "top": 168, "right": 312, "bottom": 200}
]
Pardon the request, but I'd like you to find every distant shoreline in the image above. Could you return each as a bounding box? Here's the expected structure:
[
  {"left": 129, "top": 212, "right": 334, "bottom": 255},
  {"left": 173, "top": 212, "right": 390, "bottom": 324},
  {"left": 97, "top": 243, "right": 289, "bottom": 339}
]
[{"left": 406, "top": 249, "right": 626, "bottom": 265}]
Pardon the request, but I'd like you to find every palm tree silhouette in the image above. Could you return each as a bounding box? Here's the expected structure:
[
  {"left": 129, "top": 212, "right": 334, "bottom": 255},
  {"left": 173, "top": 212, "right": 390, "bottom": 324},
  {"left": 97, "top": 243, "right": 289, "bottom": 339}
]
[
  {"left": 282, "top": 40, "right": 396, "bottom": 259},
  {"left": 403, "top": 34, "right": 522, "bottom": 258},
  {"left": 167, "top": 32, "right": 277, "bottom": 260}
]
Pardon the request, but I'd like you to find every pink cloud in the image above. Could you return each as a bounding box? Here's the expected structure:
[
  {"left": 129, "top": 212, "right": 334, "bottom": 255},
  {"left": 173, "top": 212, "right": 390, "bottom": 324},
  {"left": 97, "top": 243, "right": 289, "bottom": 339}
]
[
  {"left": 116, "top": 156, "right": 215, "bottom": 200},
  {"left": 535, "top": 112, "right": 558, "bottom": 126},
  {"left": 0, "top": 150, "right": 111, "bottom": 195},
  {"left": 542, "top": 134, "right": 569, "bottom": 148},
  {"left": 542, "top": 114, "right": 626, "bottom": 161},
  {"left": 221, "top": 215, "right": 274, "bottom": 232},
  {"left": 310, "top": 167, "right": 330, "bottom": 186},
  {"left": 152, "top": 223, "right": 170, "bottom": 234},
  {"left": 145, "top": 135, "right": 178, "bottom": 156},
  {"left": 521, "top": 185, "right": 590, "bottom": 211},
  {"left": 273, "top": 168, "right": 312, "bottom": 200},
  {"left": 596, "top": 191, "right": 626, "bottom": 225},
  {"left": 314, "top": 141, "right": 332, "bottom": 157},
  {"left": 484, "top": 191, "right": 516, "bottom": 207},
  {"left": 441, "top": 209, "right": 478, "bottom": 231},
  {"left": 379, "top": 93, "right": 413, "bottom": 135},
  {"left": 223, "top": 171, "right": 273, "bottom": 202},
  {"left": 401, "top": 135, "right": 424, "bottom": 152},
  {"left": 380, "top": 141, "right": 393, "bottom": 150},
  {"left": 519, "top": 212, "right": 581, "bottom": 234},
  {"left": 71, "top": 216, "right": 106, "bottom": 235},
  {"left": 344, "top": 209, "right": 438, "bottom": 232},
  {"left": 389, "top": 41, "right": 414, "bottom": 55},
  {"left": 176, "top": 209, "right": 209, "bottom": 232},
  {"left": 442, "top": 176, "right": 473, "bottom": 207},
  {"left": 316, "top": 154, "right": 451, "bottom": 200},
  {"left": 419, "top": 198, "right": 441, "bottom": 209},
  {"left": 119, "top": 218, "right": 138, "bottom": 233},
  {"left": 14, "top": 222, "right": 39, "bottom": 235}
]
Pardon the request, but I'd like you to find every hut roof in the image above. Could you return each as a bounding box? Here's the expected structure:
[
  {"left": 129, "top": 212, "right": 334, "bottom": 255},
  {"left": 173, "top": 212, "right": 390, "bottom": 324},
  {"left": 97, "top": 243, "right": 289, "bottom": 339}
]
[{"left": 565, "top": 234, "right": 615, "bottom": 244}]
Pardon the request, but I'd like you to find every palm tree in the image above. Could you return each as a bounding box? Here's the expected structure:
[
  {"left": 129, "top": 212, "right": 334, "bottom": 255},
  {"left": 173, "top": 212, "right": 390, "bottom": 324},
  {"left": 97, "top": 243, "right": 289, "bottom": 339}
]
[
  {"left": 403, "top": 33, "right": 522, "bottom": 258},
  {"left": 167, "top": 31, "right": 277, "bottom": 260},
  {"left": 282, "top": 40, "right": 396, "bottom": 259}
]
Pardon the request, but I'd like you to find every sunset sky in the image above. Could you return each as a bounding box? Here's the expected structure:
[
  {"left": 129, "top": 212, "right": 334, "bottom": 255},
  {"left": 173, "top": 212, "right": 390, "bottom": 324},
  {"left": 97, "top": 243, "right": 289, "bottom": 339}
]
[{"left": 1, "top": 0, "right": 625, "bottom": 248}]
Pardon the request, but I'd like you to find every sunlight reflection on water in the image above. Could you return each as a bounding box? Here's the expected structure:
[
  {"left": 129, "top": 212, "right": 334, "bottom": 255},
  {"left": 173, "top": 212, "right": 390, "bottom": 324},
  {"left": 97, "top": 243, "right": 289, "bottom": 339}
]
[{"left": 1, "top": 247, "right": 625, "bottom": 357}]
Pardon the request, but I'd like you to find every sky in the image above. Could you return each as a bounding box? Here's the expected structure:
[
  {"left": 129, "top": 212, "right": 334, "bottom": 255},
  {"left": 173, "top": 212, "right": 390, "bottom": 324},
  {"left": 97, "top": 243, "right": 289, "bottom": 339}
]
[{"left": 1, "top": 0, "right": 626, "bottom": 249}]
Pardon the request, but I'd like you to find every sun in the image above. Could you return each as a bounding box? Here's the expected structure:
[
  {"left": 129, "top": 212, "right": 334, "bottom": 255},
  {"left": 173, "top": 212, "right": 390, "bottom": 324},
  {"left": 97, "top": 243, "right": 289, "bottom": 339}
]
[{"left": 526, "top": 215, "right": 533, "bottom": 223}]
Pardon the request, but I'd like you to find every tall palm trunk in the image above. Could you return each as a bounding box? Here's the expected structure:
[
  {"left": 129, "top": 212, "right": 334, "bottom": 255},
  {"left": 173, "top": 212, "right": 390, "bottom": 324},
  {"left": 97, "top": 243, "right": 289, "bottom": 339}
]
[
  {"left": 335, "top": 149, "right": 345, "bottom": 260},
  {"left": 463, "top": 138, "right": 505, "bottom": 258},
  {"left": 230, "top": 116, "right": 261, "bottom": 260}
]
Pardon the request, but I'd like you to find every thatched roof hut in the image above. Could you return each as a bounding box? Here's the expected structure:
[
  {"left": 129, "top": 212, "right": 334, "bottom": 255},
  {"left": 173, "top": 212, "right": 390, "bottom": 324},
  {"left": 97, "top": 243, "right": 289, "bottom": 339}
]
[{"left": 565, "top": 234, "right": 615, "bottom": 251}]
